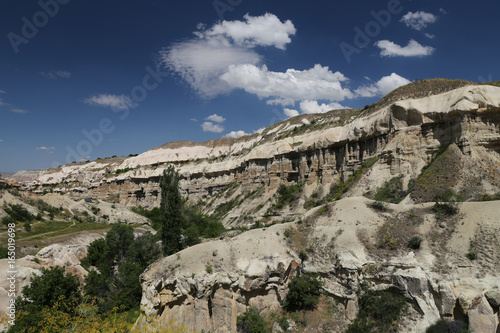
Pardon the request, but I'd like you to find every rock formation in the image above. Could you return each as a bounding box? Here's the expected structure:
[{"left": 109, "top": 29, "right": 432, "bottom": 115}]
[{"left": 6, "top": 81, "right": 500, "bottom": 332}]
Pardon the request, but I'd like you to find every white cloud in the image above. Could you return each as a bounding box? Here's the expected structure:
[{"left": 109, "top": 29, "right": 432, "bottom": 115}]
[
  {"left": 0, "top": 139, "right": 4, "bottom": 143},
  {"left": 36, "top": 146, "right": 56, "bottom": 153},
  {"left": 0, "top": 98, "right": 5, "bottom": 106},
  {"left": 375, "top": 39, "right": 435, "bottom": 57},
  {"left": 205, "top": 114, "right": 226, "bottom": 123},
  {"left": 424, "top": 33, "right": 435, "bottom": 39},
  {"left": 220, "top": 64, "right": 352, "bottom": 105},
  {"left": 202, "top": 122, "right": 224, "bottom": 133},
  {"left": 439, "top": 8, "right": 447, "bottom": 14},
  {"left": 40, "top": 70, "right": 71, "bottom": 79},
  {"left": 190, "top": 118, "right": 198, "bottom": 122},
  {"left": 159, "top": 13, "right": 295, "bottom": 99},
  {"left": 400, "top": 11, "right": 438, "bottom": 31},
  {"left": 84, "top": 94, "right": 136, "bottom": 110},
  {"left": 11, "top": 108, "right": 27, "bottom": 114},
  {"left": 355, "top": 73, "right": 411, "bottom": 97},
  {"left": 224, "top": 130, "right": 249, "bottom": 138},
  {"left": 0, "top": 90, "right": 5, "bottom": 94},
  {"left": 300, "top": 100, "right": 347, "bottom": 114},
  {"left": 253, "top": 128, "right": 265, "bottom": 134},
  {"left": 197, "top": 13, "right": 296, "bottom": 50},
  {"left": 283, "top": 108, "right": 300, "bottom": 118}
]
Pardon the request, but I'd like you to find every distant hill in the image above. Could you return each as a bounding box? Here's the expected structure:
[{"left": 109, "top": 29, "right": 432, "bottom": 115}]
[{"left": 0, "top": 172, "right": 15, "bottom": 178}]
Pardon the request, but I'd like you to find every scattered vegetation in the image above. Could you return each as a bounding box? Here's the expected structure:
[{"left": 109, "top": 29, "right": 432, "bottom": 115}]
[
  {"left": 346, "top": 289, "right": 407, "bottom": 333},
  {"left": 425, "top": 319, "right": 471, "bottom": 333},
  {"left": 236, "top": 307, "right": 268, "bottom": 333},
  {"left": 283, "top": 274, "right": 323, "bottom": 312},
  {"left": 373, "top": 175, "right": 406, "bottom": 203},
  {"left": 410, "top": 145, "right": 462, "bottom": 203},
  {"left": 327, "top": 156, "right": 378, "bottom": 202},
  {"left": 269, "top": 183, "right": 304, "bottom": 212},
  {"left": 376, "top": 210, "right": 424, "bottom": 252},
  {"left": 481, "top": 191, "right": 500, "bottom": 201},
  {"left": 466, "top": 240, "right": 478, "bottom": 260}
]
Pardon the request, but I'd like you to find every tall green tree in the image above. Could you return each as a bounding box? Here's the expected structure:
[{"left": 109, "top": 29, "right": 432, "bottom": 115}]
[{"left": 159, "top": 165, "right": 183, "bottom": 256}]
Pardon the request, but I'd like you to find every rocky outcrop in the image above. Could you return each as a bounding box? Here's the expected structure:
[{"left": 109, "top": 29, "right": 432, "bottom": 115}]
[
  {"left": 10, "top": 85, "right": 500, "bottom": 224},
  {"left": 138, "top": 198, "right": 500, "bottom": 332}
]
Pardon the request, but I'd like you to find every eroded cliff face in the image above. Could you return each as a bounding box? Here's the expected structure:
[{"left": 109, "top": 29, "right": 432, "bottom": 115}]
[
  {"left": 137, "top": 198, "right": 500, "bottom": 333},
  {"left": 10, "top": 85, "right": 500, "bottom": 226}
]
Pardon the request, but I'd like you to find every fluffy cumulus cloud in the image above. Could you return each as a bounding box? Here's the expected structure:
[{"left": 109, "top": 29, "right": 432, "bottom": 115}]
[
  {"left": 300, "top": 100, "right": 347, "bottom": 114},
  {"left": 159, "top": 13, "right": 295, "bottom": 99},
  {"left": 355, "top": 73, "right": 411, "bottom": 97},
  {"left": 84, "top": 94, "right": 136, "bottom": 110},
  {"left": 201, "top": 122, "right": 224, "bottom": 133},
  {"left": 40, "top": 70, "right": 72, "bottom": 79},
  {"left": 224, "top": 130, "right": 249, "bottom": 138},
  {"left": 196, "top": 13, "right": 296, "bottom": 50},
  {"left": 375, "top": 39, "right": 435, "bottom": 57},
  {"left": 400, "top": 11, "right": 438, "bottom": 31},
  {"left": 205, "top": 114, "right": 226, "bottom": 123},
  {"left": 283, "top": 108, "right": 300, "bottom": 118},
  {"left": 221, "top": 64, "right": 352, "bottom": 105}
]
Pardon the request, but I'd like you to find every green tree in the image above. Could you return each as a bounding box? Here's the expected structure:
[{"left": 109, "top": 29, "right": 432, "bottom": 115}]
[
  {"left": 159, "top": 165, "right": 183, "bottom": 256},
  {"left": 236, "top": 307, "right": 267, "bottom": 333},
  {"left": 126, "top": 231, "right": 161, "bottom": 269},
  {"left": 105, "top": 223, "right": 134, "bottom": 265},
  {"left": 283, "top": 274, "right": 323, "bottom": 312},
  {"left": 19, "top": 266, "right": 80, "bottom": 310}
]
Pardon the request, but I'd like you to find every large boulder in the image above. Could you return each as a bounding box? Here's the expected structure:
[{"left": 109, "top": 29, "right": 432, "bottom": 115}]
[{"left": 468, "top": 295, "right": 498, "bottom": 333}]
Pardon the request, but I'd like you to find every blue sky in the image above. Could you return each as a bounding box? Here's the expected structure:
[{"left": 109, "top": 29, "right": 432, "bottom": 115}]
[{"left": 1, "top": 0, "right": 499, "bottom": 172}]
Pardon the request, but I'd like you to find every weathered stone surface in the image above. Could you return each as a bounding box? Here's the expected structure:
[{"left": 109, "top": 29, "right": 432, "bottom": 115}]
[
  {"left": 438, "top": 281, "right": 456, "bottom": 317},
  {"left": 485, "top": 290, "right": 500, "bottom": 309},
  {"left": 468, "top": 295, "right": 498, "bottom": 333}
]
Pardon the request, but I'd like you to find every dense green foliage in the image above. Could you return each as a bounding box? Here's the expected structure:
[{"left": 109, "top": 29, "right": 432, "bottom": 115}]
[
  {"left": 236, "top": 307, "right": 268, "bottom": 333},
  {"left": 283, "top": 274, "right": 323, "bottom": 312},
  {"left": 83, "top": 224, "right": 160, "bottom": 313},
  {"left": 132, "top": 168, "right": 226, "bottom": 249},
  {"left": 346, "top": 290, "right": 407, "bottom": 333},
  {"left": 9, "top": 266, "right": 81, "bottom": 333},
  {"left": 159, "top": 166, "right": 184, "bottom": 256},
  {"left": 408, "top": 235, "right": 423, "bottom": 250},
  {"left": 426, "top": 319, "right": 471, "bottom": 333},
  {"left": 0, "top": 246, "right": 8, "bottom": 259}
]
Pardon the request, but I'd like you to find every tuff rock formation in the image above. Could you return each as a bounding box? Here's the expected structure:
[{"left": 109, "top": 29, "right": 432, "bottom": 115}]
[{"left": 6, "top": 81, "right": 500, "bottom": 332}]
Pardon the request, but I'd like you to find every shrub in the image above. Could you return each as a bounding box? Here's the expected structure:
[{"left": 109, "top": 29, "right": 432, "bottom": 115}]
[
  {"left": 273, "top": 183, "right": 303, "bottom": 210},
  {"left": 408, "top": 235, "right": 423, "bottom": 250},
  {"left": 374, "top": 175, "right": 405, "bottom": 203},
  {"left": 426, "top": 319, "right": 471, "bottom": 333},
  {"left": 368, "top": 201, "right": 387, "bottom": 211},
  {"left": 346, "top": 290, "right": 406, "bottom": 333},
  {"left": 0, "top": 247, "right": 8, "bottom": 259},
  {"left": 283, "top": 274, "right": 322, "bottom": 312},
  {"left": 205, "top": 264, "right": 213, "bottom": 274},
  {"left": 237, "top": 307, "right": 267, "bottom": 333}
]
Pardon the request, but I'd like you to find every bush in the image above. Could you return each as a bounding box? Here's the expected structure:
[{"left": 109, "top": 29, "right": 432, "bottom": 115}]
[
  {"left": 408, "top": 235, "right": 423, "bottom": 250},
  {"left": 237, "top": 307, "right": 267, "bottom": 333},
  {"left": 283, "top": 274, "right": 322, "bottom": 312},
  {"left": 273, "top": 183, "right": 303, "bottom": 210},
  {"left": 426, "top": 319, "right": 471, "bottom": 333},
  {"left": 0, "top": 247, "right": 8, "bottom": 259},
  {"left": 368, "top": 201, "right": 387, "bottom": 211},
  {"left": 346, "top": 290, "right": 406, "bottom": 333}
]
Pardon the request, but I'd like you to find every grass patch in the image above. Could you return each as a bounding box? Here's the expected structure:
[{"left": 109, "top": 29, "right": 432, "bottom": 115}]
[
  {"left": 410, "top": 145, "right": 462, "bottom": 203},
  {"left": 0, "top": 221, "right": 110, "bottom": 247},
  {"left": 367, "top": 201, "right": 388, "bottom": 212}
]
